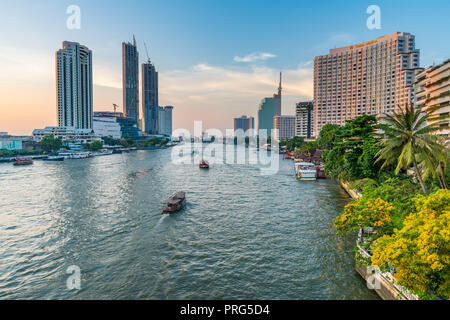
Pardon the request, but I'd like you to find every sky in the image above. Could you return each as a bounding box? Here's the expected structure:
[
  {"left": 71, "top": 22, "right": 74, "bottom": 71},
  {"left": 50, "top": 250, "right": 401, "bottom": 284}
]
[{"left": 0, "top": 0, "right": 449, "bottom": 135}]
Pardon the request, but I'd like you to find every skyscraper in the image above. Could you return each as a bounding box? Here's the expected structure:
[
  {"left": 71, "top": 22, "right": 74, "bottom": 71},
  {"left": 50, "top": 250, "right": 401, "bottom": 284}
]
[
  {"left": 56, "top": 41, "right": 93, "bottom": 129},
  {"left": 295, "top": 102, "right": 314, "bottom": 138},
  {"left": 122, "top": 36, "right": 139, "bottom": 125},
  {"left": 273, "top": 115, "right": 296, "bottom": 141},
  {"left": 234, "top": 115, "right": 255, "bottom": 136},
  {"left": 158, "top": 106, "right": 173, "bottom": 137},
  {"left": 314, "top": 32, "right": 422, "bottom": 136},
  {"left": 142, "top": 60, "right": 159, "bottom": 134},
  {"left": 257, "top": 73, "right": 282, "bottom": 135}
]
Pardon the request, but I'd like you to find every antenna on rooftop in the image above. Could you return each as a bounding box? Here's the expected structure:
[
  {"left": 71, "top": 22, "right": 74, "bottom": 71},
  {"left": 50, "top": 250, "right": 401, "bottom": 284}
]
[{"left": 144, "top": 42, "right": 150, "bottom": 62}]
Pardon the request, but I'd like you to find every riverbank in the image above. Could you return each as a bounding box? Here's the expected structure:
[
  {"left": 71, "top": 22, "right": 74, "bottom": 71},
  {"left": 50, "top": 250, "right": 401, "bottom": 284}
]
[{"left": 339, "top": 181, "right": 419, "bottom": 300}]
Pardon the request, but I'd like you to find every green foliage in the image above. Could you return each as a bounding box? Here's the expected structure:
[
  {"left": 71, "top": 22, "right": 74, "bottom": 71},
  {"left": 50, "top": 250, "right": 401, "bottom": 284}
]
[
  {"left": 0, "top": 149, "right": 42, "bottom": 157},
  {"left": 284, "top": 136, "right": 304, "bottom": 152},
  {"left": 101, "top": 136, "right": 121, "bottom": 146},
  {"left": 86, "top": 140, "right": 104, "bottom": 151},
  {"left": 318, "top": 123, "right": 341, "bottom": 150},
  {"left": 39, "top": 135, "right": 62, "bottom": 153}
]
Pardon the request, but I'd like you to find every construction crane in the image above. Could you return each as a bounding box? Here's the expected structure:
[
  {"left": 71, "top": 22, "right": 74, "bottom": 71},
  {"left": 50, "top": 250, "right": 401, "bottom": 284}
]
[
  {"left": 113, "top": 103, "right": 120, "bottom": 113},
  {"left": 144, "top": 42, "right": 150, "bottom": 62}
]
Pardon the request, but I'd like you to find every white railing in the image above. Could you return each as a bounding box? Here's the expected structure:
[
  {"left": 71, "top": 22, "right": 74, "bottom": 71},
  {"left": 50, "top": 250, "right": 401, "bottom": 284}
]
[{"left": 356, "top": 229, "right": 419, "bottom": 300}]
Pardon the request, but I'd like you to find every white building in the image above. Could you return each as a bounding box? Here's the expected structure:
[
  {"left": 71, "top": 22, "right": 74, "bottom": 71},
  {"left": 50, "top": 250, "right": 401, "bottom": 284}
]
[
  {"left": 415, "top": 59, "right": 450, "bottom": 140},
  {"left": 93, "top": 115, "right": 122, "bottom": 139},
  {"left": 56, "top": 41, "right": 93, "bottom": 129},
  {"left": 158, "top": 106, "right": 173, "bottom": 136},
  {"left": 296, "top": 102, "right": 314, "bottom": 138},
  {"left": 314, "top": 32, "right": 422, "bottom": 136},
  {"left": 273, "top": 116, "right": 296, "bottom": 141},
  {"left": 32, "top": 127, "right": 101, "bottom": 144}
]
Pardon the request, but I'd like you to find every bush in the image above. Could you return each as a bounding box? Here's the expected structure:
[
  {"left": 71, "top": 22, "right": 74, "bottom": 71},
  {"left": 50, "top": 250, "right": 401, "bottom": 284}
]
[{"left": 371, "top": 189, "right": 450, "bottom": 299}]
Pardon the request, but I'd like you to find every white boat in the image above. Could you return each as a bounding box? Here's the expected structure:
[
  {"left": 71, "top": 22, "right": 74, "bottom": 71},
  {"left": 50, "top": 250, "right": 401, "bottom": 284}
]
[
  {"left": 58, "top": 151, "right": 93, "bottom": 159},
  {"left": 294, "top": 162, "right": 317, "bottom": 181}
]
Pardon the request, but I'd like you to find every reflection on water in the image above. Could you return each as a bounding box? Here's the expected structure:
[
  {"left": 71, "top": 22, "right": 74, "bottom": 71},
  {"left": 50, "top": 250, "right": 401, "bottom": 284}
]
[{"left": 0, "top": 148, "right": 379, "bottom": 299}]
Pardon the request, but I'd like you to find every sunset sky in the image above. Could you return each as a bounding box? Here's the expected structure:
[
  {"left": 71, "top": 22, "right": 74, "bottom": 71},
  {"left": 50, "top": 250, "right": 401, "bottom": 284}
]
[{"left": 0, "top": 0, "right": 449, "bottom": 135}]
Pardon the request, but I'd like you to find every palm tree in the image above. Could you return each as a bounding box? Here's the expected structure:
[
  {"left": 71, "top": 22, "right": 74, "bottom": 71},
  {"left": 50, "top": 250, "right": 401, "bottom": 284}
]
[{"left": 375, "top": 103, "right": 448, "bottom": 194}]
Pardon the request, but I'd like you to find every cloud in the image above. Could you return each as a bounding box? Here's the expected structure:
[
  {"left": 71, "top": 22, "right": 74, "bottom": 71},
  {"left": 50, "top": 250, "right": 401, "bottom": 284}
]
[
  {"left": 158, "top": 62, "right": 313, "bottom": 132},
  {"left": 233, "top": 52, "right": 277, "bottom": 63}
]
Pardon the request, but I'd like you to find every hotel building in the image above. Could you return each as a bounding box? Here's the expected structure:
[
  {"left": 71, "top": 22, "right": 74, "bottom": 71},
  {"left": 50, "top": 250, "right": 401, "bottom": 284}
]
[
  {"left": 295, "top": 102, "right": 314, "bottom": 138},
  {"left": 415, "top": 59, "right": 450, "bottom": 140},
  {"left": 56, "top": 41, "right": 93, "bottom": 129},
  {"left": 273, "top": 115, "right": 296, "bottom": 141},
  {"left": 313, "top": 32, "right": 422, "bottom": 136}
]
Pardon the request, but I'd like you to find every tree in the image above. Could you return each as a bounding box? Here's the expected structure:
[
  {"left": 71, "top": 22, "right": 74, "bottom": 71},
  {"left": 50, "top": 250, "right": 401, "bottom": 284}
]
[
  {"left": 39, "top": 135, "right": 62, "bottom": 153},
  {"left": 376, "top": 103, "right": 449, "bottom": 194},
  {"left": 318, "top": 123, "right": 341, "bottom": 150},
  {"left": 285, "top": 136, "right": 304, "bottom": 152},
  {"left": 371, "top": 189, "right": 450, "bottom": 299},
  {"left": 87, "top": 140, "right": 103, "bottom": 151}
]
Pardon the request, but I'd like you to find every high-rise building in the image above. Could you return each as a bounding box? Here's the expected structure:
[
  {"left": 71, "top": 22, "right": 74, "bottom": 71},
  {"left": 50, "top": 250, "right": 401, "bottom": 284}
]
[
  {"left": 415, "top": 59, "right": 450, "bottom": 140},
  {"left": 56, "top": 41, "right": 93, "bottom": 129},
  {"left": 122, "top": 36, "right": 139, "bottom": 125},
  {"left": 295, "top": 102, "right": 314, "bottom": 138},
  {"left": 258, "top": 73, "right": 282, "bottom": 135},
  {"left": 273, "top": 116, "right": 296, "bottom": 141},
  {"left": 142, "top": 60, "right": 159, "bottom": 134},
  {"left": 158, "top": 106, "right": 173, "bottom": 137},
  {"left": 234, "top": 115, "right": 254, "bottom": 136},
  {"left": 314, "top": 32, "right": 422, "bottom": 136}
]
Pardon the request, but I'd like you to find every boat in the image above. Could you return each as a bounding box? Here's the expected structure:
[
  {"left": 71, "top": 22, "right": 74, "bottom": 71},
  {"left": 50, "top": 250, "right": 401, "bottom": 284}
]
[
  {"left": 316, "top": 164, "right": 326, "bottom": 179},
  {"left": 163, "top": 192, "right": 186, "bottom": 214},
  {"left": 294, "top": 162, "right": 317, "bottom": 181},
  {"left": 43, "top": 156, "right": 65, "bottom": 162},
  {"left": 58, "top": 152, "right": 92, "bottom": 159},
  {"left": 199, "top": 159, "right": 209, "bottom": 169},
  {"left": 13, "top": 157, "right": 33, "bottom": 166}
]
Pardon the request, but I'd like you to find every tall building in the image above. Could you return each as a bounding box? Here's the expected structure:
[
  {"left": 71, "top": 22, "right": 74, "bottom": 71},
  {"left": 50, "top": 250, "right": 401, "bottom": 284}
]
[
  {"left": 273, "top": 116, "right": 296, "bottom": 141},
  {"left": 122, "top": 36, "right": 139, "bottom": 125},
  {"left": 415, "top": 59, "right": 450, "bottom": 140},
  {"left": 314, "top": 32, "right": 422, "bottom": 136},
  {"left": 158, "top": 106, "right": 173, "bottom": 137},
  {"left": 295, "top": 102, "right": 314, "bottom": 138},
  {"left": 142, "top": 60, "right": 159, "bottom": 134},
  {"left": 234, "top": 115, "right": 254, "bottom": 136},
  {"left": 258, "top": 73, "right": 282, "bottom": 135},
  {"left": 56, "top": 41, "right": 93, "bottom": 129}
]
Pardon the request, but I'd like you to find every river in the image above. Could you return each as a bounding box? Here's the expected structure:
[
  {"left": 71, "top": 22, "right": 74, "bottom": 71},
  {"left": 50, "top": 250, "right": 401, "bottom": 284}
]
[{"left": 0, "top": 147, "right": 379, "bottom": 299}]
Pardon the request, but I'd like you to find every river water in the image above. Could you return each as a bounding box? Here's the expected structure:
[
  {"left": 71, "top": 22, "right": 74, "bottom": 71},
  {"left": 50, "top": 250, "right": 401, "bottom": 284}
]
[{"left": 0, "top": 147, "right": 378, "bottom": 299}]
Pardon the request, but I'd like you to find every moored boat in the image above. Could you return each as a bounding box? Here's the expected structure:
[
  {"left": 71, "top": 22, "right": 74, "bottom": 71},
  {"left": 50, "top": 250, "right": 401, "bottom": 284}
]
[
  {"left": 43, "top": 156, "right": 65, "bottom": 162},
  {"left": 163, "top": 192, "right": 186, "bottom": 214},
  {"left": 199, "top": 159, "right": 209, "bottom": 169},
  {"left": 13, "top": 157, "right": 33, "bottom": 166},
  {"left": 294, "top": 162, "right": 317, "bottom": 181}
]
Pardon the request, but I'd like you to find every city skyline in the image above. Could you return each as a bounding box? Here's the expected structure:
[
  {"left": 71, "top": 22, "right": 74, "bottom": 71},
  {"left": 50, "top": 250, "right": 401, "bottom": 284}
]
[{"left": 1, "top": 0, "right": 450, "bottom": 135}]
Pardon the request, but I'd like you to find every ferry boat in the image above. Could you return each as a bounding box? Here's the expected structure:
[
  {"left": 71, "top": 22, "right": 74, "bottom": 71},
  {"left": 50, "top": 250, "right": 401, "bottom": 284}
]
[
  {"left": 199, "top": 159, "right": 209, "bottom": 169},
  {"left": 163, "top": 192, "right": 186, "bottom": 214},
  {"left": 58, "top": 152, "right": 92, "bottom": 159},
  {"left": 294, "top": 162, "right": 317, "bottom": 181},
  {"left": 13, "top": 157, "right": 33, "bottom": 166}
]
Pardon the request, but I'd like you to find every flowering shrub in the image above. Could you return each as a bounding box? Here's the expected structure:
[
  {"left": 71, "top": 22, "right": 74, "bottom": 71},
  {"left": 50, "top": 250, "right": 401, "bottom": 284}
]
[
  {"left": 334, "top": 197, "right": 394, "bottom": 235},
  {"left": 371, "top": 189, "right": 450, "bottom": 299}
]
